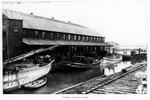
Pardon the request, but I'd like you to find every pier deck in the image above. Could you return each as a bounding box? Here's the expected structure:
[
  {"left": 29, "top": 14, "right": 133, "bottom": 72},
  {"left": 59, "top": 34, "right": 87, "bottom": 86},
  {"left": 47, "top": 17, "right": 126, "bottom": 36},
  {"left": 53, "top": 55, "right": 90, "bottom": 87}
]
[{"left": 53, "top": 61, "right": 147, "bottom": 94}]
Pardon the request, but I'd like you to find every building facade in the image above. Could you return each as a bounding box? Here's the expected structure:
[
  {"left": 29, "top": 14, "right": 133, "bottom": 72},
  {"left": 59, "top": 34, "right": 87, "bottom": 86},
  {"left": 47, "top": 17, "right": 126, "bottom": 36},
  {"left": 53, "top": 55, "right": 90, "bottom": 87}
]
[{"left": 2, "top": 9, "right": 112, "bottom": 61}]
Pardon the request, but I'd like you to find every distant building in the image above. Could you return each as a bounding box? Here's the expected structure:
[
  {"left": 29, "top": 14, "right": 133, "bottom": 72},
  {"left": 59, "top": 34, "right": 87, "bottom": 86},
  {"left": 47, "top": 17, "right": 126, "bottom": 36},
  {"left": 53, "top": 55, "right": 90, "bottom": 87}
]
[
  {"left": 2, "top": 9, "right": 112, "bottom": 60},
  {"left": 106, "top": 41, "right": 119, "bottom": 53}
]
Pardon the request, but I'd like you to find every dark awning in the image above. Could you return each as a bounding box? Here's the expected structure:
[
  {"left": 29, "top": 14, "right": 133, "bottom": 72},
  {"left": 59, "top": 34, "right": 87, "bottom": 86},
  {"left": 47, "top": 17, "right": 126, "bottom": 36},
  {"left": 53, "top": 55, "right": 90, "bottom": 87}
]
[{"left": 23, "top": 38, "right": 113, "bottom": 46}]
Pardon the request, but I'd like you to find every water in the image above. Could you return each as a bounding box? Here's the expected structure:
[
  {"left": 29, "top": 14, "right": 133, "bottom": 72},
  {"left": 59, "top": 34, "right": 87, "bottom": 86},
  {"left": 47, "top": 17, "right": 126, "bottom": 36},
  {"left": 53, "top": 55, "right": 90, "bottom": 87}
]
[{"left": 9, "top": 61, "right": 133, "bottom": 94}]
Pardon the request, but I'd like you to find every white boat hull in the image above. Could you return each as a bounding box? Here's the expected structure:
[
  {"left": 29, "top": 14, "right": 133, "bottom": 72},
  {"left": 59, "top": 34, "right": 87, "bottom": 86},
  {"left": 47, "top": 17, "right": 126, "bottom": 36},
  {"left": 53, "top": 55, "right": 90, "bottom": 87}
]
[
  {"left": 24, "top": 78, "right": 47, "bottom": 89},
  {"left": 3, "top": 60, "right": 54, "bottom": 92},
  {"left": 102, "top": 56, "right": 122, "bottom": 65}
]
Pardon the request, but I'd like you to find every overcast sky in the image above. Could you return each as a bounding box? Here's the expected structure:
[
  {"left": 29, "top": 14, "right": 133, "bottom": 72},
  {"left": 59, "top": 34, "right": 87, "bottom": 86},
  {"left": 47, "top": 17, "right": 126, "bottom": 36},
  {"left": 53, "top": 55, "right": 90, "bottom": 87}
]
[{"left": 2, "top": 0, "right": 148, "bottom": 48}]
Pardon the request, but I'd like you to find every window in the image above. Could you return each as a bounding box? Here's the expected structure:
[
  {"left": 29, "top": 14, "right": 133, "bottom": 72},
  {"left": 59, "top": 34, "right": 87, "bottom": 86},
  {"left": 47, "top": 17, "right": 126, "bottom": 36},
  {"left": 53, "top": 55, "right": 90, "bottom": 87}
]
[
  {"left": 94, "top": 37, "right": 96, "bottom": 41},
  {"left": 96, "top": 37, "right": 98, "bottom": 42},
  {"left": 90, "top": 37, "right": 92, "bottom": 41},
  {"left": 95, "top": 37, "right": 97, "bottom": 42},
  {"left": 42, "top": 32, "right": 45, "bottom": 38},
  {"left": 74, "top": 35, "right": 76, "bottom": 40},
  {"left": 78, "top": 35, "right": 81, "bottom": 41},
  {"left": 88, "top": 36, "right": 90, "bottom": 41},
  {"left": 86, "top": 36, "right": 88, "bottom": 41},
  {"left": 63, "top": 34, "right": 66, "bottom": 40},
  {"left": 81, "top": 36, "right": 83, "bottom": 41},
  {"left": 76, "top": 35, "right": 79, "bottom": 40},
  {"left": 92, "top": 37, "right": 95, "bottom": 41},
  {"left": 80, "top": 35, "right": 83, "bottom": 41},
  {"left": 99, "top": 37, "right": 101, "bottom": 42},
  {"left": 53, "top": 33, "right": 57, "bottom": 39},
  {"left": 35, "top": 31, "right": 38, "bottom": 38},
  {"left": 102, "top": 37, "right": 105, "bottom": 42},
  {"left": 82, "top": 36, "right": 85, "bottom": 41},
  {"left": 50, "top": 32, "right": 54, "bottom": 40},
  {"left": 59, "top": 33, "right": 63, "bottom": 40},
  {"left": 68, "top": 34, "right": 71, "bottom": 40},
  {"left": 65, "top": 34, "right": 68, "bottom": 40},
  {"left": 35, "top": 31, "right": 38, "bottom": 36},
  {"left": 91, "top": 37, "right": 93, "bottom": 41},
  {"left": 70, "top": 34, "right": 74, "bottom": 40},
  {"left": 56, "top": 33, "right": 60, "bottom": 40}
]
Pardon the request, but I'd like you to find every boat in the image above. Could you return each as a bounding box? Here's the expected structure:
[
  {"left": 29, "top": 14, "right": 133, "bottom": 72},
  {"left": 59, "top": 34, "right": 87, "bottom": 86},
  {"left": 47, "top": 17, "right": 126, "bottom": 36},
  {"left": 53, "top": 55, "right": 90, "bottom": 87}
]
[
  {"left": 3, "top": 34, "right": 58, "bottom": 93},
  {"left": 102, "top": 55, "right": 122, "bottom": 64},
  {"left": 3, "top": 45, "right": 57, "bottom": 93},
  {"left": 100, "top": 55, "right": 122, "bottom": 67},
  {"left": 24, "top": 78, "right": 47, "bottom": 89},
  {"left": 103, "top": 55, "right": 122, "bottom": 61},
  {"left": 3, "top": 60, "right": 54, "bottom": 92},
  {"left": 3, "top": 45, "right": 59, "bottom": 65},
  {"left": 57, "top": 56, "right": 102, "bottom": 69}
]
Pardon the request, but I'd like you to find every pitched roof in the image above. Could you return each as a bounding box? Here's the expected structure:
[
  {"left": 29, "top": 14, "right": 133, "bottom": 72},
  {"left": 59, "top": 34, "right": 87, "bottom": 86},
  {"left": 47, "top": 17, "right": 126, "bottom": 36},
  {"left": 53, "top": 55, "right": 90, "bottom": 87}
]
[{"left": 2, "top": 9, "right": 104, "bottom": 37}]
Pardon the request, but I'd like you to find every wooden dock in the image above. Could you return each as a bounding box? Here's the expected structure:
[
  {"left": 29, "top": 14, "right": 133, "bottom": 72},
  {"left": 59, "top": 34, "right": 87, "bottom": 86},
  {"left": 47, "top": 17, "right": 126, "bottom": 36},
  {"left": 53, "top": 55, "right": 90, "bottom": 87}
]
[
  {"left": 86, "top": 65, "right": 146, "bottom": 94},
  {"left": 53, "top": 61, "right": 147, "bottom": 94}
]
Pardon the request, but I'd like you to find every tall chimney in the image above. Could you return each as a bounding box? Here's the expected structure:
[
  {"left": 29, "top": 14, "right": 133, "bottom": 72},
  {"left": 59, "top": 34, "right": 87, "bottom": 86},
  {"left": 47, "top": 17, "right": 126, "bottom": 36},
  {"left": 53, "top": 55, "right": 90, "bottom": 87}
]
[
  {"left": 30, "top": 12, "right": 33, "bottom": 15},
  {"left": 51, "top": 17, "right": 54, "bottom": 20}
]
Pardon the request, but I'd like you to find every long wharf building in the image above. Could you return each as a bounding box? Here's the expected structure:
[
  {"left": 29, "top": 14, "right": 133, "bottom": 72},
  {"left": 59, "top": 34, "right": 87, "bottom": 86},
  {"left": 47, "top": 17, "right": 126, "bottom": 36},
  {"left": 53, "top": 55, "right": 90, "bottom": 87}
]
[{"left": 2, "top": 9, "right": 112, "bottom": 61}]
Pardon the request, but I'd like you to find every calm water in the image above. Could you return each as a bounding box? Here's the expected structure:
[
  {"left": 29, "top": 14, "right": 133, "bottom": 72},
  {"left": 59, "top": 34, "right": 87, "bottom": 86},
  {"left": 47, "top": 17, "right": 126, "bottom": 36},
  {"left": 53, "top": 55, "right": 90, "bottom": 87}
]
[{"left": 10, "top": 61, "right": 133, "bottom": 94}]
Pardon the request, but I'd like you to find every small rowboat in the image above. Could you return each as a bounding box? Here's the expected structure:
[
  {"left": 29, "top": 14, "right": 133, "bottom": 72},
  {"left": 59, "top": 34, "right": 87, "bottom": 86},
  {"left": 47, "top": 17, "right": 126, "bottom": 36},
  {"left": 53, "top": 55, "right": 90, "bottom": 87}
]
[{"left": 24, "top": 78, "right": 47, "bottom": 89}]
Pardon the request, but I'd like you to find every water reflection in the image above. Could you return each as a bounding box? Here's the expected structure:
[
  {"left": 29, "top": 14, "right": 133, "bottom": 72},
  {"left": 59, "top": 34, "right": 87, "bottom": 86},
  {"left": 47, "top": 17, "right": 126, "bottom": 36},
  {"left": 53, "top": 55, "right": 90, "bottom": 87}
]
[
  {"left": 10, "top": 66, "right": 104, "bottom": 94},
  {"left": 9, "top": 61, "right": 133, "bottom": 94}
]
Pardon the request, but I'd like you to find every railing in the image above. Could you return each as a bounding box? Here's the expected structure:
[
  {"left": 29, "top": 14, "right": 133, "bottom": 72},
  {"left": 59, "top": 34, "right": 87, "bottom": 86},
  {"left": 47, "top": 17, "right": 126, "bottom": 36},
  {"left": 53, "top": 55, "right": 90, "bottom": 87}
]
[{"left": 3, "top": 45, "right": 59, "bottom": 65}]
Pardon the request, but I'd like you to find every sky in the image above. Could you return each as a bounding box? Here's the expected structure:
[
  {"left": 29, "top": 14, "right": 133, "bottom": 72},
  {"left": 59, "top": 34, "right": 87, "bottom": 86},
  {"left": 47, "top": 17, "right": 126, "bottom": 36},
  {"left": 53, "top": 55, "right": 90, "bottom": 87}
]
[{"left": 2, "top": 0, "right": 148, "bottom": 48}]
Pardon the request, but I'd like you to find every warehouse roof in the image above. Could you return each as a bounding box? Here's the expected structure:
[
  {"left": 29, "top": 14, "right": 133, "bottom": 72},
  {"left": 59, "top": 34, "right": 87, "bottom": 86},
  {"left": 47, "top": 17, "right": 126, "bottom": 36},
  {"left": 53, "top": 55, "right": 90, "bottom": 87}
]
[{"left": 3, "top": 9, "right": 104, "bottom": 37}]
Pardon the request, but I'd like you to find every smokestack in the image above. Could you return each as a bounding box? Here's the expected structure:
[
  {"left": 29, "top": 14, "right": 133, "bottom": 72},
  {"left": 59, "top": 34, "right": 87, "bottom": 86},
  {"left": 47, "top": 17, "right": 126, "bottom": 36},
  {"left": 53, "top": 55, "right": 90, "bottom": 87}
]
[
  {"left": 51, "top": 17, "right": 54, "bottom": 20},
  {"left": 30, "top": 12, "right": 33, "bottom": 15}
]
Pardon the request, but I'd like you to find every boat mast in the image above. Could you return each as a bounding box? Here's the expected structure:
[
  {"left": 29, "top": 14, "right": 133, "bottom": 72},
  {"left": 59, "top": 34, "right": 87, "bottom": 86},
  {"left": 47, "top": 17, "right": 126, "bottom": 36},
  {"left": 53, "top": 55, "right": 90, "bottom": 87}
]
[{"left": 6, "top": 23, "right": 10, "bottom": 64}]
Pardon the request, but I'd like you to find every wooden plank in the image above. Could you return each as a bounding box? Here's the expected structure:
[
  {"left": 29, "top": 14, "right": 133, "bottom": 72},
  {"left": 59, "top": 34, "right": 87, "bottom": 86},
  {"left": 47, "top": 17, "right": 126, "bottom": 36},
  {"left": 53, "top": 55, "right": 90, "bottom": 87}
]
[{"left": 83, "top": 62, "right": 146, "bottom": 94}]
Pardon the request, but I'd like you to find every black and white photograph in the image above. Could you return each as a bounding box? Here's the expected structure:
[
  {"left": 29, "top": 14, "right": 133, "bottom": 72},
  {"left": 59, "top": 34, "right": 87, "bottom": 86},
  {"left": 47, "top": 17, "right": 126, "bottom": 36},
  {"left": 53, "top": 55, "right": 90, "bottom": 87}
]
[{"left": 1, "top": 0, "right": 148, "bottom": 96}]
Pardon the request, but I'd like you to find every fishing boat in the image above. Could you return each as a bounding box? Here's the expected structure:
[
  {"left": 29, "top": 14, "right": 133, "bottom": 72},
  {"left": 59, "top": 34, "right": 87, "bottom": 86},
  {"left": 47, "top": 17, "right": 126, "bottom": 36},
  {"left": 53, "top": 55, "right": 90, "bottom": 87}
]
[
  {"left": 101, "top": 55, "right": 122, "bottom": 67},
  {"left": 57, "top": 56, "right": 102, "bottom": 69},
  {"left": 24, "top": 78, "right": 47, "bottom": 89},
  {"left": 3, "top": 45, "right": 58, "bottom": 93},
  {"left": 3, "top": 60, "right": 54, "bottom": 92},
  {"left": 102, "top": 55, "right": 122, "bottom": 63},
  {"left": 103, "top": 55, "right": 122, "bottom": 61}
]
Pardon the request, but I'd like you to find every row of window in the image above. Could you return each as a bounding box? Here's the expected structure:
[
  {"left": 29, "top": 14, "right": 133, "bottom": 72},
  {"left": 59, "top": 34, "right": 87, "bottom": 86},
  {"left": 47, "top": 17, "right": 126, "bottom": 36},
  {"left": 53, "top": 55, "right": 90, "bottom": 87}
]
[{"left": 27, "top": 30, "right": 105, "bottom": 42}]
